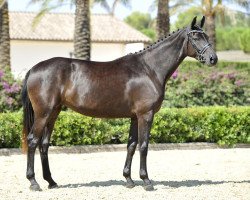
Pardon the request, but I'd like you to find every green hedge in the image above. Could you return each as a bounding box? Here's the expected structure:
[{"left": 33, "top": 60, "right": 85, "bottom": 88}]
[
  {"left": 240, "top": 29, "right": 250, "bottom": 53},
  {"left": 0, "top": 107, "right": 249, "bottom": 148},
  {"left": 216, "top": 27, "right": 246, "bottom": 51}
]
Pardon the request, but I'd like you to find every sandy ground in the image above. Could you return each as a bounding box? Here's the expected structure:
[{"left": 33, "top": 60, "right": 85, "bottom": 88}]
[{"left": 0, "top": 148, "right": 249, "bottom": 200}]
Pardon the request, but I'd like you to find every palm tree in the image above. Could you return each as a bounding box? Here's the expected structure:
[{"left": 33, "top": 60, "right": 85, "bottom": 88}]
[
  {"left": 94, "top": 0, "right": 131, "bottom": 16},
  {"left": 151, "top": 0, "right": 193, "bottom": 39},
  {"left": 157, "top": 0, "right": 170, "bottom": 39},
  {"left": 0, "top": 0, "right": 10, "bottom": 70},
  {"left": 201, "top": 0, "right": 249, "bottom": 49},
  {"left": 151, "top": 0, "right": 249, "bottom": 49},
  {"left": 30, "top": 0, "right": 91, "bottom": 60},
  {"left": 74, "top": 0, "right": 90, "bottom": 60}
]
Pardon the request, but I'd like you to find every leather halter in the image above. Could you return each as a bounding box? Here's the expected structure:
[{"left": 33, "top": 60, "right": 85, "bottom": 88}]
[{"left": 187, "top": 30, "right": 211, "bottom": 63}]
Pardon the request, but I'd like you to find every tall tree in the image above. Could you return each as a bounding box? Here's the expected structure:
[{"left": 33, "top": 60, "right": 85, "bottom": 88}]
[
  {"left": 124, "top": 11, "right": 156, "bottom": 40},
  {"left": 74, "top": 0, "right": 90, "bottom": 60},
  {"left": 151, "top": 0, "right": 249, "bottom": 49},
  {"left": 30, "top": 0, "right": 91, "bottom": 60},
  {"left": 0, "top": 0, "right": 10, "bottom": 70},
  {"left": 156, "top": 0, "right": 169, "bottom": 38},
  {"left": 151, "top": 0, "right": 193, "bottom": 39},
  {"left": 94, "top": 0, "right": 131, "bottom": 16},
  {"left": 201, "top": 0, "right": 249, "bottom": 49}
]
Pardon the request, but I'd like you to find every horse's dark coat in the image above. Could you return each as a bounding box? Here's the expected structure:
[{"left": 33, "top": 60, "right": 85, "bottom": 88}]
[{"left": 22, "top": 16, "right": 217, "bottom": 191}]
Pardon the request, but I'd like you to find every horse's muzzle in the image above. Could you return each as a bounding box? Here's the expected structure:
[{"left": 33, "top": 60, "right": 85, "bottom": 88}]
[{"left": 209, "top": 54, "right": 218, "bottom": 65}]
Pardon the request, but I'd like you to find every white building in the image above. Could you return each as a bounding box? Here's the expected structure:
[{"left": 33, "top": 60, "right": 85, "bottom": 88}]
[{"left": 9, "top": 12, "right": 151, "bottom": 77}]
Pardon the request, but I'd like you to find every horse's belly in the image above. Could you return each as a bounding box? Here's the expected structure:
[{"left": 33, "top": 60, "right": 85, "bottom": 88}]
[{"left": 64, "top": 95, "right": 133, "bottom": 118}]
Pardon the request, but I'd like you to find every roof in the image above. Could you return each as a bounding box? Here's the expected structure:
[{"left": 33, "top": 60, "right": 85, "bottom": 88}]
[{"left": 9, "top": 12, "right": 151, "bottom": 43}]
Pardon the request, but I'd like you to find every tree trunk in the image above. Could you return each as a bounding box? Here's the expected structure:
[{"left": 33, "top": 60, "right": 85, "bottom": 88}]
[
  {"left": 74, "top": 0, "right": 91, "bottom": 60},
  {"left": 157, "top": 0, "right": 170, "bottom": 39},
  {"left": 205, "top": 13, "right": 216, "bottom": 50},
  {"left": 0, "top": 1, "right": 10, "bottom": 70}
]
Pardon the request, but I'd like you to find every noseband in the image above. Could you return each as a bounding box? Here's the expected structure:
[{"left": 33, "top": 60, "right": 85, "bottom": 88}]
[{"left": 187, "top": 30, "right": 211, "bottom": 63}]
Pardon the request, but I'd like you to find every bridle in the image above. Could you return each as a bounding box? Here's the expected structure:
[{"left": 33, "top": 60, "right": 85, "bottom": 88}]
[{"left": 187, "top": 30, "right": 211, "bottom": 63}]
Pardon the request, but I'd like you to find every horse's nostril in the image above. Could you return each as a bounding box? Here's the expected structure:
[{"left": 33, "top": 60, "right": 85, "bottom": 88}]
[{"left": 210, "top": 55, "right": 216, "bottom": 64}]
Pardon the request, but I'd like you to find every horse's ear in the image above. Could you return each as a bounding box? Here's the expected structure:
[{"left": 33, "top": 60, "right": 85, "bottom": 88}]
[
  {"left": 200, "top": 16, "right": 205, "bottom": 28},
  {"left": 191, "top": 16, "right": 197, "bottom": 29}
]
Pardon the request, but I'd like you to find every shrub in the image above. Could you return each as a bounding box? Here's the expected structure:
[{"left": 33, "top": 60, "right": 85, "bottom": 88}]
[
  {"left": 216, "top": 27, "right": 245, "bottom": 51},
  {"left": 151, "top": 107, "right": 250, "bottom": 146},
  {"left": 0, "top": 107, "right": 249, "bottom": 148},
  {"left": 0, "top": 112, "right": 22, "bottom": 148},
  {"left": 240, "top": 29, "right": 250, "bottom": 53},
  {"left": 51, "top": 112, "right": 129, "bottom": 146},
  {"left": 0, "top": 69, "right": 22, "bottom": 112},
  {"left": 164, "top": 61, "right": 250, "bottom": 108}
]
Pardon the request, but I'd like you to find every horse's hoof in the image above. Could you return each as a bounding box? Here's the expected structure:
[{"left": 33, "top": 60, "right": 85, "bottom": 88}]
[
  {"left": 48, "top": 183, "right": 58, "bottom": 189},
  {"left": 30, "top": 184, "right": 42, "bottom": 191},
  {"left": 144, "top": 184, "right": 154, "bottom": 191},
  {"left": 126, "top": 181, "right": 135, "bottom": 188},
  {"left": 125, "top": 178, "right": 135, "bottom": 188}
]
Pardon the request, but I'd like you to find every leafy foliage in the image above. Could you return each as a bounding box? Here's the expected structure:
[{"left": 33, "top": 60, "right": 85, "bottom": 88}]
[
  {"left": 0, "top": 111, "right": 22, "bottom": 148},
  {"left": 0, "top": 69, "right": 22, "bottom": 112},
  {"left": 0, "top": 107, "right": 249, "bottom": 148},
  {"left": 240, "top": 29, "right": 250, "bottom": 53},
  {"left": 164, "top": 61, "right": 250, "bottom": 108},
  {"left": 151, "top": 107, "right": 250, "bottom": 146},
  {"left": 124, "top": 11, "right": 156, "bottom": 40},
  {"left": 51, "top": 112, "right": 129, "bottom": 146},
  {"left": 216, "top": 27, "right": 248, "bottom": 51}
]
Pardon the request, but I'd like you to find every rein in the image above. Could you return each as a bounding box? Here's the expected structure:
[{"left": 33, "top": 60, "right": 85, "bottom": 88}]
[{"left": 187, "top": 30, "right": 211, "bottom": 63}]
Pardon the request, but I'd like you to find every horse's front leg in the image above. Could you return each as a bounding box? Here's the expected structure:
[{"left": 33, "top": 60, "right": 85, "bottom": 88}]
[
  {"left": 137, "top": 111, "right": 154, "bottom": 191},
  {"left": 123, "top": 117, "right": 138, "bottom": 188}
]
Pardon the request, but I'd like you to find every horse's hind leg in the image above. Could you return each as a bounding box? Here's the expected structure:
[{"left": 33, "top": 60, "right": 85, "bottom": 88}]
[
  {"left": 123, "top": 117, "right": 138, "bottom": 188},
  {"left": 39, "top": 108, "right": 61, "bottom": 189},
  {"left": 27, "top": 114, "right": 51, "bottom": 191}
]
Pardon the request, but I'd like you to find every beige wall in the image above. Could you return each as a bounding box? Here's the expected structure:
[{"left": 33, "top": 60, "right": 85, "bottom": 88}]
[{"left": 10, "top": 40, "right": 141, "bottom": 78}]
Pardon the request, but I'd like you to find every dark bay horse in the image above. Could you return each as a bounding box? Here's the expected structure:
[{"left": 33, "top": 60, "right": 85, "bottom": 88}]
[{"left": 22, "top": 16, "right": 217, "bottom": 191}]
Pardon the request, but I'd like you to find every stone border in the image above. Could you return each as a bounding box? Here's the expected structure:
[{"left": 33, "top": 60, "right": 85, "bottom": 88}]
[{"left": 0, "top": 143, "right": 249, "bottom": 156}]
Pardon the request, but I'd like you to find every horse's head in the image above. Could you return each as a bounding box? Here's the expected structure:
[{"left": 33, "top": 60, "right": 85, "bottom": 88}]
[{"left": 186, "top": 16, "right": 218, "bottom": 66}]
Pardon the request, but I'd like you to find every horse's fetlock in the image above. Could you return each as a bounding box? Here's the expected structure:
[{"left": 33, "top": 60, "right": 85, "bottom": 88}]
[
  {"left": 26, "top": 171, "right": 35, "bottom": 180},
  {"left": 140, "top": 169, "right": 148, "bottom": 180},
  {"left": 123, "top": 167, "right": 130, "bottom": 177}
]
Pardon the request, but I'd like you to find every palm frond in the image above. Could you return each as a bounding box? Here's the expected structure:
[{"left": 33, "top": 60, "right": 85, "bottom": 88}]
[
  {"left": 148, "top": 0, "right": 157, "bottom": 12},
  {"left": 170, "top": 1, "right": 198, "bottom": 15},
  {"left": 111, "top": 0, "right": 131, "bottom": 15},
  {"left": 94, "top": 0, "right": 111, "bottom": 13},
  {"left": 0, "top": 0, "right": 7, "bottom": 9},
  {"left": 30, "top": 0, "right": 67, "bottom": 28},
  {"left": 225, "top": 0, "right": 249, "bottom": 10}
]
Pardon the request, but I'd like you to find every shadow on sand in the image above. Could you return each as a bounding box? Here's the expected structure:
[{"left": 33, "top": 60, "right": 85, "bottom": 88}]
[{"left": 58, "top": 179, "right": 250, "bottom": 189}]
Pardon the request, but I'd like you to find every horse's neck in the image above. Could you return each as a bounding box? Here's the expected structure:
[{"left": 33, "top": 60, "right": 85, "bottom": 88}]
[{"left": 142, "top": 29, "right": 187, "bottom": 86}]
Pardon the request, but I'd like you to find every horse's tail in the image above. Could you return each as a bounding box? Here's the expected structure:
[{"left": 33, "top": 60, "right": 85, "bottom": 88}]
[{"left": 22, "top": 70, "right": 34, "bottom": 153}]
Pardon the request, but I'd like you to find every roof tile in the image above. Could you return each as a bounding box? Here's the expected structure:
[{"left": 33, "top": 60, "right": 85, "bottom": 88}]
[{"left": 9, "top": 12, "right": 151, "bottom": 43}]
